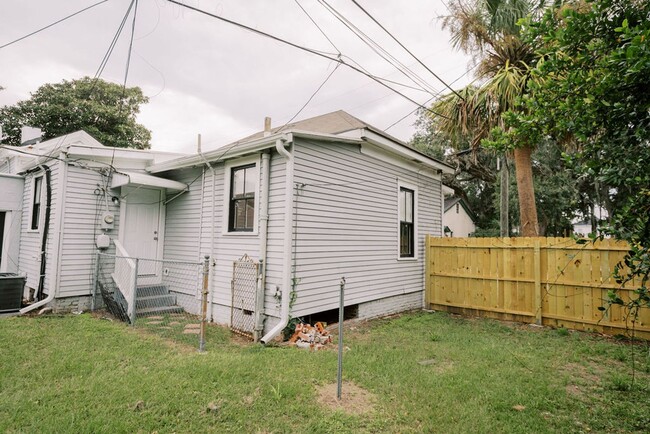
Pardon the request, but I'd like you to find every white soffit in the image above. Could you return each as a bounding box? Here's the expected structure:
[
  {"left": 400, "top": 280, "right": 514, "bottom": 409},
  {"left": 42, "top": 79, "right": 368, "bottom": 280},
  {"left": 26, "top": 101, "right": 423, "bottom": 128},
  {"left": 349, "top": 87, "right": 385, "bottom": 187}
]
[{"left": 111, "top": 171, "right": 188, "bottom": 191}]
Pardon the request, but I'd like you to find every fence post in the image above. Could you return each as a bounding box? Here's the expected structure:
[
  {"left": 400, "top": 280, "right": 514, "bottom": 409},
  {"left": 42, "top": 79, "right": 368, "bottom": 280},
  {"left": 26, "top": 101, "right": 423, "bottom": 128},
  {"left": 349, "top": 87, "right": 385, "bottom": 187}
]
[
  {"left": 534, "top": 240, "right": 542, "bottom": 325},
  {"left": 92, "top": 250, "right": 100, "bottom": 311},
  {"left": 199, "top": 255, "right": 210, "bottom": 352},
  {"left": 337, "top": 277, "right": 345, "bottom": 401},
  {"left": 254, "top": 259, "right": 265, "bottom": 342},
  {"left": 130, "top": 258, "right": 139, "bottom": 327},
  {"left": 424, "top": 234, "right": 431, "bottom": 308}
]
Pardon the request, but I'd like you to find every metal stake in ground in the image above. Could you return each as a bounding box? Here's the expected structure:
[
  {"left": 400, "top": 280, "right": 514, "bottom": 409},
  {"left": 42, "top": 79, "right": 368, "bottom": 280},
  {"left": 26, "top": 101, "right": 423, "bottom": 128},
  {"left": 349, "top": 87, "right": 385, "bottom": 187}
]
[
  {"left": 337, "top": 276, "right": 345, "bottom": 401},
  {"left": 199, "top": 255, "right": 210, "bottom": 352}
]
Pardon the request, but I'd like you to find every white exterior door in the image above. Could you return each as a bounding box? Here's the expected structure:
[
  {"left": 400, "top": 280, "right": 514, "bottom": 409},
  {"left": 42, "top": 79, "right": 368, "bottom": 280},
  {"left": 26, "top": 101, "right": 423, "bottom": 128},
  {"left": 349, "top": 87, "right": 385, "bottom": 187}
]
[{"left": 121, "top": 187, "right": 164, "bottom": 284}]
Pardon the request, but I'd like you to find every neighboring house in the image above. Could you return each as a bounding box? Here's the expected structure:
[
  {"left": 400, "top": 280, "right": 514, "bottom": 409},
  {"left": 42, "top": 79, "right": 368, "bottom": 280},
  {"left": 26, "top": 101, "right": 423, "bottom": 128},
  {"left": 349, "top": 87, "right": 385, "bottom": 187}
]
[
  {"left": 442, "top": 195, "right": 476, "bottom": 237},
  {"left": 0, "top": 110, "right": 452, "bottom": 342}
]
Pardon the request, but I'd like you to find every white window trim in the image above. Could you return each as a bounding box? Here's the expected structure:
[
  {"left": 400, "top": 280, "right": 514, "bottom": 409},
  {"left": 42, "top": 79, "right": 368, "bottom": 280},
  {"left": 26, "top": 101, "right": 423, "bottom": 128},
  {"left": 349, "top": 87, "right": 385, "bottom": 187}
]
[
  {"left": 27, "top": 173, "right": 45, "bottom": 233},
  {"left": 222, "top": 154, "right": 261, "bottom": 236},
  {"left": 0, "top": 211, "right": 10, "bottom": 272},
  {"left": 397, "top": 179, "right": 418, "bottom": 261}
]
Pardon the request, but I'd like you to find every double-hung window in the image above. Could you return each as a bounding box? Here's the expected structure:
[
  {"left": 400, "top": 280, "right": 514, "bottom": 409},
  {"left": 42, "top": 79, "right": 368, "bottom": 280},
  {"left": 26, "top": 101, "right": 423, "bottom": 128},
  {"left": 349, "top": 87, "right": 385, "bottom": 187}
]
[
  {"left": 31, "top": 175, "right": 43, "bottom": 230},
  {"left": 399, "top": 186, "right": 415, "bottom": 258},
  {"left": 229, "top": 164, "right": 256, "bottom": 232}
]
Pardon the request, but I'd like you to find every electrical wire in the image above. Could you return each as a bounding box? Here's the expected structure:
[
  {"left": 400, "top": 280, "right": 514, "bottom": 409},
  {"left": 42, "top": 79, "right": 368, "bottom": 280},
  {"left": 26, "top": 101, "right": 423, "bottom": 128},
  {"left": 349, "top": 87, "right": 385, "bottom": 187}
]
[
  {"left": 0, "top": 0, "right": 109, "bottom": 50},
  {"left": 164, "top": 0, "right": 450, "bottom": 120},
  {"left": 384, "top": 65, "right": 476, "bottom": 131},
  {"left": 348, "top": 0, "right": 465, "bottom": 101},
  {"left": 276, "top": 62, "right": 341, "bottom": 133},
  {"left": 111, "top": 0, "right": 139, "bottom": 169},
  {"left": 318, "top": 0, "right": 439, "bottom": 97},
  {"left": 293, "top": 0, "right": 341, "bottom": 55},
  {"left": 94, "top": 0, "right": 136, "bottom": 80}
]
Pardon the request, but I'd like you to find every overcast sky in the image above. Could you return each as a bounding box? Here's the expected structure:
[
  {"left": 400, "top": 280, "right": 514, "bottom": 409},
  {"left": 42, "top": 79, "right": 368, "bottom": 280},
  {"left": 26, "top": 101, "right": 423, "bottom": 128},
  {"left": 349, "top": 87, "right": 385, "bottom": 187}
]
[{"left": 1, "top": 0, "right": 472, "bottom": 153}]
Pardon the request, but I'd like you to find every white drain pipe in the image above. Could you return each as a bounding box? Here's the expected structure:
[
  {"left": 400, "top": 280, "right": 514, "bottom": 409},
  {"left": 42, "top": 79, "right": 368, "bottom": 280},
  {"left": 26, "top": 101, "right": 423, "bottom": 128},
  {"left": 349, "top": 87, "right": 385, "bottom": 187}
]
[{"left": 261, "top": 135, "right": 293, "bottom": 344}]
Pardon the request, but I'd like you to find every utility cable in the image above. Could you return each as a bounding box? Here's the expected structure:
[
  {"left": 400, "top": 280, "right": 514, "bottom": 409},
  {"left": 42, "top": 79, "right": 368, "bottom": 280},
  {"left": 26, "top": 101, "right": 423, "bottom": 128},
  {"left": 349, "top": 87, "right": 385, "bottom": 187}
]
[
  {"left": 293, "top": 0, "right": 341, "bottom": 55},
  {"left": 0, "top": 0, "right": 109, "bottom": 50},
  {"left": 319, "top": 0, "right": 439, "bottom": 97},
  {"left": 384, "top": 65, "right": 476, "bottom": 131},
  {"left": 165, "top": 0, "right": 450, "bottom": 120},
  {"left": 94, "top": 0, "right": 136, "bottom": 80},
  {"left": 112, "top": 0, "right": 139, "bottom": 168},
  {"left": 349, "top": 0, "right": 465, "bottom": 101},
  {"left": 277, "top": 62, "right": 341, "bottom": 133}
]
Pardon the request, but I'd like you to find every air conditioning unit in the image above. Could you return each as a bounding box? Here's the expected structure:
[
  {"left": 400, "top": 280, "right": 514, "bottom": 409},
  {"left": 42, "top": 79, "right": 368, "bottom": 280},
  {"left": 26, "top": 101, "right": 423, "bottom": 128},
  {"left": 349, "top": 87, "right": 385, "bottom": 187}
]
[{"left": 0, "top": 273, "right": 26, "bottom": 312}]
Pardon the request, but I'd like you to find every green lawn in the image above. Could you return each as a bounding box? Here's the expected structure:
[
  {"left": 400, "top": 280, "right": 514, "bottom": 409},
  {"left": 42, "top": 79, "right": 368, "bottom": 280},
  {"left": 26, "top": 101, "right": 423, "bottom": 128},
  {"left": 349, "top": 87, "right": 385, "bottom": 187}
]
[{"left": 1, "top": 311, "right": 648, "bottom": 433}]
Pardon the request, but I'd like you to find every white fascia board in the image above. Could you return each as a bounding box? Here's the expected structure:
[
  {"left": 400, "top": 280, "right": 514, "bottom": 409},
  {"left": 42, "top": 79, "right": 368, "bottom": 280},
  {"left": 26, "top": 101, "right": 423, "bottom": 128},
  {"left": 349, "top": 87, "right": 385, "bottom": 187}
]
[
  {"left": 352, "top": 129, "right": 454, "bottom": 175},
  {"left": 147, "top": 130, "right": 362, "bottom": 174},
  {"left": 360, "top": 143, "right": 441, "bottom": 180},
  {"left": 111, "top": 170, "right": 188, "bottom": 191}
]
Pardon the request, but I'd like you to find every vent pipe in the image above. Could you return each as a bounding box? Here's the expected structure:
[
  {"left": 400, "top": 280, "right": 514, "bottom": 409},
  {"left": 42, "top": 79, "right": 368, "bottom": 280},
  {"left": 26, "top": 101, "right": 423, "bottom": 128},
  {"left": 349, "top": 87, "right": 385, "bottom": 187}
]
[{"left": 263, "top": 117, "right": 272, "bottom": 137}]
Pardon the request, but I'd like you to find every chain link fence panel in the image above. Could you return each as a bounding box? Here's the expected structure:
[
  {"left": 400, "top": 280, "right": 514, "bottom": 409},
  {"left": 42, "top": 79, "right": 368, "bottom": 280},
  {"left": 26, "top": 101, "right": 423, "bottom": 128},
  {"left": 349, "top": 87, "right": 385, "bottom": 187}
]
[{"left": 94, "top": 252, "right": 213, "bottom": 350}]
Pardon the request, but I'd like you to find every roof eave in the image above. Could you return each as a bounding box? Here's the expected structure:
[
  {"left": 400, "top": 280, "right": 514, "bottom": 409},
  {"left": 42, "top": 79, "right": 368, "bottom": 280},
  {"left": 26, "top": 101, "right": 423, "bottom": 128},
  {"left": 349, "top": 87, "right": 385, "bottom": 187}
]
[
  {"left": 147, "top": 130, "right": 363, "bottom": 174},
  {"left": 353, "top": 129, "right": 453, "bottom": 174}
]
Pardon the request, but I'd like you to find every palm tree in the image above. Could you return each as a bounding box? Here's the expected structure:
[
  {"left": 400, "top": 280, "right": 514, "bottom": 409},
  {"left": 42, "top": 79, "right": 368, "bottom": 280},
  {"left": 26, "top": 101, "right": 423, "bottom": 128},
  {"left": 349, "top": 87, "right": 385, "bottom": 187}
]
[{"left": 432, "top": 0, "right": 549, "bottom": 236}]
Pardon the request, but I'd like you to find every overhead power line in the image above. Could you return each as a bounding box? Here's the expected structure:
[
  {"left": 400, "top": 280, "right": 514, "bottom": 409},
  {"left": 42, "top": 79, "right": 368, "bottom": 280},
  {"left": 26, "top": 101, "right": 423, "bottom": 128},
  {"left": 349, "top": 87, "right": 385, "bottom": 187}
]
[
  {"left": 384, "top": 64, "right": 477, "bottom": 131},
  {"left": 164, "top": 0, "right": 450, "bottom": 120},
  {"left": 348, "top": 0, "right": 465, "bottom": 101},
  {"left": 318, "top": 0, "right": 439, "bottom": 97},
  {"left": 0, "top": 0, "right": 109, "bottom": 50},
  {"left": 293, "top": 0, "right": 341, "bottom": 56},
  {"left": 94, "top": 0, "right": 136, "bottom": 79},
  {"left": 277, "top": 62, "right": 341, "bottom": 133}
]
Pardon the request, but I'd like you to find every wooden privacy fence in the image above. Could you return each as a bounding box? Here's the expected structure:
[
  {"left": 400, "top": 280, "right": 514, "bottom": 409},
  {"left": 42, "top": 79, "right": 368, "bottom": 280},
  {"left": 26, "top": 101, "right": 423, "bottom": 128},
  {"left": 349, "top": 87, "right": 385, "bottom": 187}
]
[{"left": 425, "top": 236, "right": 650, "bottom": 339}]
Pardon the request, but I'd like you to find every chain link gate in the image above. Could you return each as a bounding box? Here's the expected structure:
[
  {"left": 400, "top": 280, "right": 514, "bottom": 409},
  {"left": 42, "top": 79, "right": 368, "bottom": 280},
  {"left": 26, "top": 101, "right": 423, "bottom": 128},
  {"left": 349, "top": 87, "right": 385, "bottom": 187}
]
[{"left": 231, "top": 254, "right": 259, "bottom": 339}]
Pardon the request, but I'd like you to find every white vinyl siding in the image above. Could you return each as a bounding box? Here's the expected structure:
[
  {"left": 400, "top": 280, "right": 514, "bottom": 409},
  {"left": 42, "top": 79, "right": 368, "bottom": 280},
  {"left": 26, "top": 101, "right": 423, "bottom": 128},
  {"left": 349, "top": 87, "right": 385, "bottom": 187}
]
[
  {"left": 162, "top": 168, "right": 202, "bottom": 263},
  {"left": 289, "top": 138, "right": 441, "bottom": 317},
  {"left": 18, "top": 163, "right": 61, "bottom": 295},
  {"left": 58, "top": 165, "right": 120, "bottom": 297},
  {"left": 193, "top": 159, "right": 265, "bottom": 321},
  {"left": 160, "top": 168, "right": 203, "bottom": 298}
]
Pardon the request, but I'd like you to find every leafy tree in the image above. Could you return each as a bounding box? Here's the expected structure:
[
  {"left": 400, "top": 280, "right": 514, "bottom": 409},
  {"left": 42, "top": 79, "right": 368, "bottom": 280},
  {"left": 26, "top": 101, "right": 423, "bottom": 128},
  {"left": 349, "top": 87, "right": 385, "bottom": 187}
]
[
  {"left": 499, "top": 0, "right": 650, "bottom": 319},
  {"left": 0, "top": 77, "right": 151, "bottom": 149},
  {"left": 431, "top": 0, "right": 554, "bottom": 236},
  {"left": 413, "top": 113, "right": 580, "bottom": 237}
]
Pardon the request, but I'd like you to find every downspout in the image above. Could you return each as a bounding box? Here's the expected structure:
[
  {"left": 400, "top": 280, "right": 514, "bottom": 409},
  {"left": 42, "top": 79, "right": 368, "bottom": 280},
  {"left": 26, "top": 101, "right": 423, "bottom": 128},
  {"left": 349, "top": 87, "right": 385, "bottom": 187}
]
[
  {"left": 20, "top": 164, "right": 53, "bottom": 313},
  {"left": 197, "top": 135, "right": 216, "bottom": 322},
  {"left": 254, "top": 150, "right": 271, "bottom": 340},
  {"left": 261, "top": 135, "right": 293, "bottom": 344}
]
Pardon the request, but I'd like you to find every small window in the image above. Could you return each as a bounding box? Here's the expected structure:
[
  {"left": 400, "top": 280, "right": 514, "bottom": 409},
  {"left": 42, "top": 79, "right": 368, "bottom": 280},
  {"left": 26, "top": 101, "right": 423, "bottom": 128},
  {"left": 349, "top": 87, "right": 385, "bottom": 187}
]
[
  {"left": 31, "top": 175, "right": 43, "bottom": 230},
  {"left": 229, "top": 164, "right": 256, "bottom": 231},
  {"left": 399, "top": 187, "right": 414, "bottom": 258}
]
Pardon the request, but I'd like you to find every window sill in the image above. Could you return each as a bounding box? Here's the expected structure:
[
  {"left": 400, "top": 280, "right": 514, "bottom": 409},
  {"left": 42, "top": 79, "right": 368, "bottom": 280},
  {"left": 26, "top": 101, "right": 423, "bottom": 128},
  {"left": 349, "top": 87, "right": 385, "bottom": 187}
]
[
  {"left": 396, "top": 256, "right": 418, "bottom": 262},
  {"left": 222, "top": 231, "right": 259, "bottom": 237}
]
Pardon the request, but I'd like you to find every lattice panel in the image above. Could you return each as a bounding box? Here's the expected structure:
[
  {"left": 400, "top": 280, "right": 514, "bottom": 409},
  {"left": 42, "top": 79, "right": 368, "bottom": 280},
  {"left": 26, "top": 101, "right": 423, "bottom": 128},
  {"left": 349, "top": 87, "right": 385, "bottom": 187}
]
[{"left": 231, "top": 254, "right": 259, "bottom": 338}]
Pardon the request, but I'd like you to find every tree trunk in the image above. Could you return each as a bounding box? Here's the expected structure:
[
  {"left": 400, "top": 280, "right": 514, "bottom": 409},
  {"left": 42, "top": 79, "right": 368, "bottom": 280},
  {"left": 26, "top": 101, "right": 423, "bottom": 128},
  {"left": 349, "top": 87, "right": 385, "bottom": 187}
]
[
  {"left": 513, "top": 146, "right": 539, "bottom": 236},
  {"left": 499, "top": 156, "right": 509, "bottom": 237}
]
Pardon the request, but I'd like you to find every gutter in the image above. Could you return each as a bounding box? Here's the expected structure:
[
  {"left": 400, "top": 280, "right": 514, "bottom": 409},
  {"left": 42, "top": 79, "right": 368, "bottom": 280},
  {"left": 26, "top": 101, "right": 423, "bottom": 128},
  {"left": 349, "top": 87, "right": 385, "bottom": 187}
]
[
  {"left": 260, "top": 135, "right": 293, "bottom": 344},
  {"left": 196, "top": 139, "right": 217, "bottom": 323}
]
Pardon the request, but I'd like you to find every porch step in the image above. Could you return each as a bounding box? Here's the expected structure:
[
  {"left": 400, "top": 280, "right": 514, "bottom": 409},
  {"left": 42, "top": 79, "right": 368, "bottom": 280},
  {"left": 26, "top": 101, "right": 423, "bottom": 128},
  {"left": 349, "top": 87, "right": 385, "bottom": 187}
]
[
  {"left": 137, "top": 305, "right": 185, "bottom": 316},
  {"left": 135, "top": 294, "right": 177, "bottom": 310},
  {"left": 136, "top": 285, "right": 170, "bottom": 298}
]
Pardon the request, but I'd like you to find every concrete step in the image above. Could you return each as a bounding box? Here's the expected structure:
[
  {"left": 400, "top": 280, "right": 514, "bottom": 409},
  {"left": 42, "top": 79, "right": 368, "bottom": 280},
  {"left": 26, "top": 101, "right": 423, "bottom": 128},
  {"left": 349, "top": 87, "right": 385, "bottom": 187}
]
[
  {"left": 136, "top": 305, "right": 184, "bottom": 316},
  {"left": 135, "top": 294, "right": 177, "bottom": 310},
  {"left": 136, "top": 285, "right": 169, "bottom": 298}
]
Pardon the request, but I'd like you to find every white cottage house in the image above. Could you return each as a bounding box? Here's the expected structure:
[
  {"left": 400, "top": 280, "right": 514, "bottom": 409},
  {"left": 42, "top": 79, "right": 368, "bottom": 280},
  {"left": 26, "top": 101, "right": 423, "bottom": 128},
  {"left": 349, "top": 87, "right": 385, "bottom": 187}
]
[{"left": 0, "top": 111, "right": 452, "bottom": 342}]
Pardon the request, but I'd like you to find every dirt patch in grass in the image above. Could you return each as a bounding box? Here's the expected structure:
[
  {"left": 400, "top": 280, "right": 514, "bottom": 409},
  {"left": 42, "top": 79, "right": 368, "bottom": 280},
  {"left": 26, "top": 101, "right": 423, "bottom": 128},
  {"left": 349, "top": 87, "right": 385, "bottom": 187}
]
[{"left": 316, "top": 381, "right": 375, "bottom": 415}]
